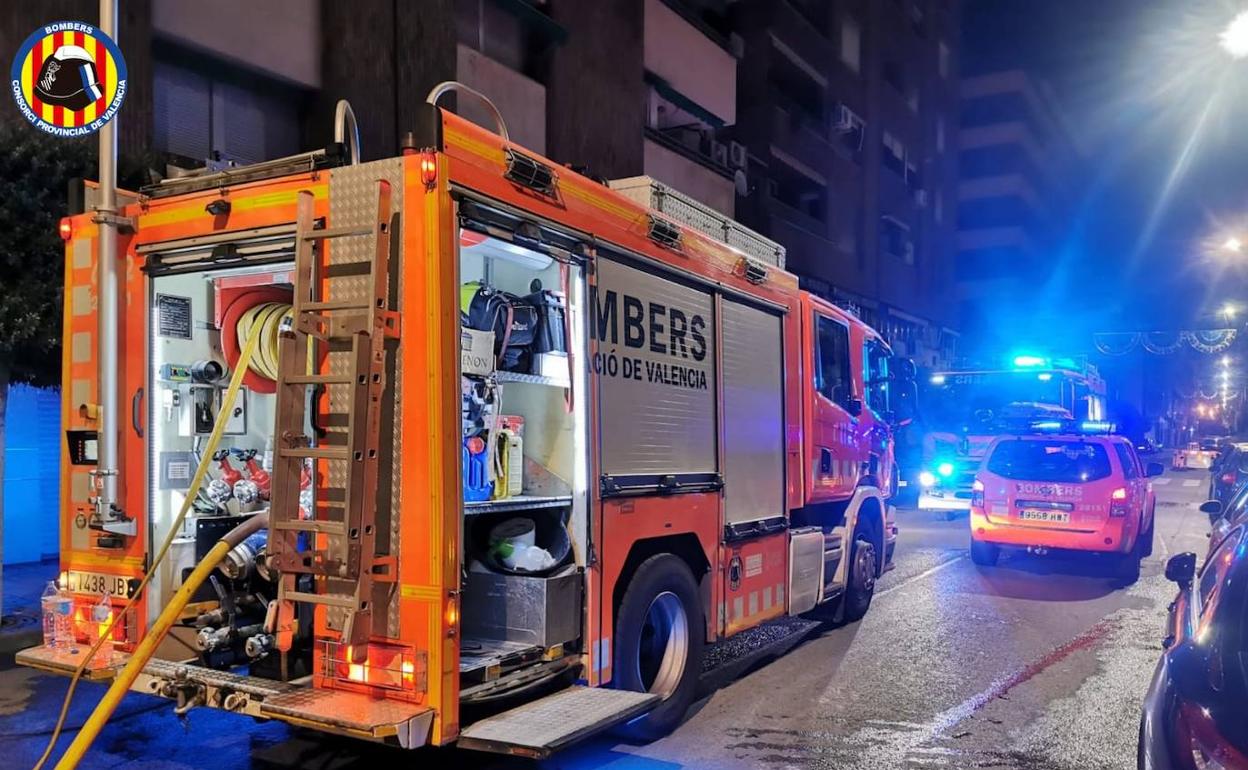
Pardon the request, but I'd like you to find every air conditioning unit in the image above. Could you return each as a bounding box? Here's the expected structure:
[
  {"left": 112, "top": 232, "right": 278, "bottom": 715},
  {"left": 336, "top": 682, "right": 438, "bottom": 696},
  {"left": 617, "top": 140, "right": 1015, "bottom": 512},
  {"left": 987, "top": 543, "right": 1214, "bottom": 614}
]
[
  {"left": 831, "top": 103, "right": 861, "bottom": 134},
  {"left": 711, "top": 140, "right": 729, "bottom": 168},
  {"left": 729, "top": 141, "right": 747, "bottom": 169}
]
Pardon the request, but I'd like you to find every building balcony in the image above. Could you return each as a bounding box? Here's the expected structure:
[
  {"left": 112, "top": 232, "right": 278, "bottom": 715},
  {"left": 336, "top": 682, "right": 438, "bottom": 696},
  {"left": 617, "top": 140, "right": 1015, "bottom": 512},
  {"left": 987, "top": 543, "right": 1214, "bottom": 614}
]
[
  {"left": 770, "top": 101, "right": 834, "bottom": 166},
  {"left": 643, "top": 136, "right": 736, "bottom": 216},
  {"left": 644, "top": 0, "right": 737, "bottom": 125},
  {"left": 769, "top": 0, "right": 833, "bottom": 76}
]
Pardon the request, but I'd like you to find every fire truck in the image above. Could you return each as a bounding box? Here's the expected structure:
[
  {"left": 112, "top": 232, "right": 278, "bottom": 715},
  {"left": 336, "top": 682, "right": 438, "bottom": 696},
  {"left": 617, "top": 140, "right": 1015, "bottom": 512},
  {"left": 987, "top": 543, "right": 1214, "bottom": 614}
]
[
  {"left": 22, "top": 85, "right": 914, "bottom": 760},
  {"left": 910, "top": 356, "right": 1106, "bottom": 514}
]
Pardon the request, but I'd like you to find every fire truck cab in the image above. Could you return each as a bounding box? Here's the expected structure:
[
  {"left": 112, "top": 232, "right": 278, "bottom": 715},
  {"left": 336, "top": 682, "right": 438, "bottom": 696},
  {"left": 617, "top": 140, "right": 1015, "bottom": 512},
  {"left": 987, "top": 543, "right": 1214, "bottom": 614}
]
[{"left": 24, "top": 87, "right": 914, "bottom": 759}]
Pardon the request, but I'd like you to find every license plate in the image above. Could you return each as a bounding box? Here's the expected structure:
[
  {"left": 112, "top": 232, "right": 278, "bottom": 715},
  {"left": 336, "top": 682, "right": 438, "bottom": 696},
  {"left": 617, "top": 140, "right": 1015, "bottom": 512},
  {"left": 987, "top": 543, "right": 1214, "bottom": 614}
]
[
  {"left": 1018, "top": 509, "right": 1070, "bottom": 524},
  {"left": 65, "top": 570, "right": 134, "bottom": 598}
]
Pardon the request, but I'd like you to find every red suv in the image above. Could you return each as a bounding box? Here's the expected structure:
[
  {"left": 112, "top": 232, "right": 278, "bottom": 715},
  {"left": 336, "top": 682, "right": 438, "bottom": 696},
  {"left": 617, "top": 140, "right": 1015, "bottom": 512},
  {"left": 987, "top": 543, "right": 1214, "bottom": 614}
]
[{"left": 970, "top": 428, "right": 1163, "bottom": 582}]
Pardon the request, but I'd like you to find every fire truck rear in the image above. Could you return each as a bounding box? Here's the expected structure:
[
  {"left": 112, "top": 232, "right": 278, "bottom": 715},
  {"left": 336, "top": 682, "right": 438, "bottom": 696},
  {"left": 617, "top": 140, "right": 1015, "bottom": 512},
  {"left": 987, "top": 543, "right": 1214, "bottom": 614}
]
[{"left": 22, "top": 85, "right": 915, "bottom": 760}]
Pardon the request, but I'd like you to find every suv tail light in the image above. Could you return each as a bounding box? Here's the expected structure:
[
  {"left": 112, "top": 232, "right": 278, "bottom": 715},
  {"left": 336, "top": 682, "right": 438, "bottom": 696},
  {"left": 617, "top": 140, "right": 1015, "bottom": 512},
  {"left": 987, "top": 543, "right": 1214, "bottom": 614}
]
[
  {"left": 1221, "top": 472, "right": 1236, "bottom": 486},
  {"left": 971, "top": 479, "right": 985, "bottom": 508},
  {"left": 1110, "top": 487, "right": 1129, "bottom": 517}
]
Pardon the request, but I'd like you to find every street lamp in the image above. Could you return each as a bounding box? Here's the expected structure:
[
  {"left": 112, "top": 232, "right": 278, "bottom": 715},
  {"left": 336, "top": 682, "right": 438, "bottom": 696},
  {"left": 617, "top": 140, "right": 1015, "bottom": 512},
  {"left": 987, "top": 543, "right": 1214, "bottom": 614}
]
[
  {"left": 1224, "top": 303, "right": 1239, "bottom": 321},
  {"left": 1226, "top": 236, "right": 1245, "bottom": 254},
  {"left": 1223, "top": 356, "right": 1232, "bottom": 367},
  {"left": 1221, "top": 10, "right": 1248, "bottom": 60}
]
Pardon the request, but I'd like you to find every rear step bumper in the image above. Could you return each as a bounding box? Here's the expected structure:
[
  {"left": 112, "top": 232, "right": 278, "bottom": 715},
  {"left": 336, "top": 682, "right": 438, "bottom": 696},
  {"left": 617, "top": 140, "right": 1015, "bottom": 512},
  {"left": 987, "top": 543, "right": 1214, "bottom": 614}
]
[
  {"left": 15, "top": 644, "right": 434, "bottom": 748},
  {"left": 457, "top": 685, "right": 658, "bottom": 758}
]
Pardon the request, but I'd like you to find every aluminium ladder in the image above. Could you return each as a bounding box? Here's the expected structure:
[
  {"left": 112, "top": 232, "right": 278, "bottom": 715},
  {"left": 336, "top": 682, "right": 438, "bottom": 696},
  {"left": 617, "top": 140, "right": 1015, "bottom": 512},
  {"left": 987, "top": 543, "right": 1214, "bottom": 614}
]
[{"left": 267, "top": 182, "right": 398, "bottom": 662}]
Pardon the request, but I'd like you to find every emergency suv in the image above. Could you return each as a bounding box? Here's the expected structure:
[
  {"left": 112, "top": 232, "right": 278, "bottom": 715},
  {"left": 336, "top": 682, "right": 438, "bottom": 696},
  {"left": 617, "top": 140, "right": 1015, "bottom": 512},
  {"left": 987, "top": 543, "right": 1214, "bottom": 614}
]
[{"left": 969, "top": 423, "right": 1163, "bottom": 582}]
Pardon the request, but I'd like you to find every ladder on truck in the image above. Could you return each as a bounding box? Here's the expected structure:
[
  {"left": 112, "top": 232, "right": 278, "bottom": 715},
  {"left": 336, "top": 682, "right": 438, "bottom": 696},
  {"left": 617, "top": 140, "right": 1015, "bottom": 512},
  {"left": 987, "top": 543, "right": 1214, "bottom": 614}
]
[{"left": 267, "top": 182, "right": 398, "bottom": 662}]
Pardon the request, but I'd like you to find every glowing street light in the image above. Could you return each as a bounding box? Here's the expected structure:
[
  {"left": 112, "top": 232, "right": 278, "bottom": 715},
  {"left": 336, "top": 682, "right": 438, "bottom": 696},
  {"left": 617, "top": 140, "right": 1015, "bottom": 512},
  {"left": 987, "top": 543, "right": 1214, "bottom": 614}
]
[
  {"left": 1224, "top": 303, "right": 1239, "bottom": 321},
  {"left": 1221, "top": 10, "right": 1248, "bottom": 60},
  {"left": 1226, "top": 236, "right": 1245, "bottom": 253},
  {"left": 1223, "top": 356, "right": 1233, "bottom": 367}
]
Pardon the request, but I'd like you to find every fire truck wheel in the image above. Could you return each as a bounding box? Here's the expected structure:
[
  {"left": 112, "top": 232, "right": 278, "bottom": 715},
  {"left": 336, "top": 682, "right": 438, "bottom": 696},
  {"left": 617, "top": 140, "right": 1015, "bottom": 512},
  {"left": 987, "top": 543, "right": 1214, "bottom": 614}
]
[
  {"left": 970, "top": 539, "right": 1000, "bottom": 566},
  {"left": 842, "top": 528, "right": 878, "bottom": 622},
  {"left": 613, "top": 553, "right": 704, "bottom": 742}
]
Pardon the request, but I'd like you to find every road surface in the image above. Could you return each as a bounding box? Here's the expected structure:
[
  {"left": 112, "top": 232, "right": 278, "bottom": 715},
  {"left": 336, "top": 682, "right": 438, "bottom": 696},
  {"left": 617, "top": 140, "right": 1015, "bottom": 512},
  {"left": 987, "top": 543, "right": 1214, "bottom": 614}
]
[{"left": 0, "top": 465, "right": 1211, "bottom": 769}]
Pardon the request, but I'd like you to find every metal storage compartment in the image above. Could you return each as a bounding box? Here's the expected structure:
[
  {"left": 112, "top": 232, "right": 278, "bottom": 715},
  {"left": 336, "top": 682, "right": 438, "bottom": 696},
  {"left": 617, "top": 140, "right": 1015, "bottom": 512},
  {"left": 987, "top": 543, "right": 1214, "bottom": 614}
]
[{"left": 462, "top": 570, "right": 583, "bottom": 647}]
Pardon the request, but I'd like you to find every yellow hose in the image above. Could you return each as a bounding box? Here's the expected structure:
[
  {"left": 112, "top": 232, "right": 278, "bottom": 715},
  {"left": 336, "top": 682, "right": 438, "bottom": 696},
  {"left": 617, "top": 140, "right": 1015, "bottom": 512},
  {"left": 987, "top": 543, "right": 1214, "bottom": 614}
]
[
  {"left": 34, "top": 323, "right": 265, "bottom": 770},
  {"left": 54, "top": 514, "right": 268, "bottom": 770},
  {"left": 234, "top": 302, "right": 290, "bottom": 381}
]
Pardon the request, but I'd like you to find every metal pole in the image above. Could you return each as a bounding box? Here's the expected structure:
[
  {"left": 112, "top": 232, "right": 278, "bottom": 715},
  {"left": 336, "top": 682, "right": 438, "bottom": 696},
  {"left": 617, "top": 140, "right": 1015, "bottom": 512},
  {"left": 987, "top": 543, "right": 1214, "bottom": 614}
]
[{"left": 94, "top": 0, "right": 121, "bottom": 521}]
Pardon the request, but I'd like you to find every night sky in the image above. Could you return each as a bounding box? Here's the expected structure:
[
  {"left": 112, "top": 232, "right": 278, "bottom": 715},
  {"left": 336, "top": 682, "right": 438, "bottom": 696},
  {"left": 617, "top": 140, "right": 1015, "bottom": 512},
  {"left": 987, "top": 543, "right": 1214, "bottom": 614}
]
[{"left": 963, "top": 0, "right": 1248, "bottom": 340}]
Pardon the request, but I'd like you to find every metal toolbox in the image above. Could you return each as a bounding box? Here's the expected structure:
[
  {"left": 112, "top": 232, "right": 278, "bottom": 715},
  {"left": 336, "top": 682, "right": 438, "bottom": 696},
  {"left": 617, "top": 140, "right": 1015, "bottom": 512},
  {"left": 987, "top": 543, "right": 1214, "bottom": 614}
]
[{"left": 463, "top": 569, "right": 583, "bottom": 647}]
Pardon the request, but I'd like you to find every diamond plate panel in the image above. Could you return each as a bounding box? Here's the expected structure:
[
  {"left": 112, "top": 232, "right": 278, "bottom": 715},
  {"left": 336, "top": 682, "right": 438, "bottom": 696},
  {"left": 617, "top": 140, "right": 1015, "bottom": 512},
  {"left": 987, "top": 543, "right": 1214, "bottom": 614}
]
[
  {"left": 457, "top": 686, "right": 658, "bottom": 755},
  {"left": 260, "top": 686, "right": 431, "bottom": 734},
  {"left": 326, "top": 159, "right": 405, "bottom": 638}
]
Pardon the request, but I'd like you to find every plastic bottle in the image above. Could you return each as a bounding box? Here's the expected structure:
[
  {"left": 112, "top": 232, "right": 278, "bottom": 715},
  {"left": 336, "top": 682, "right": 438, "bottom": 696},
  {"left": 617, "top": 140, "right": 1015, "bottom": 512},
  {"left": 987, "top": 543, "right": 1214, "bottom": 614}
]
[
  {"left": 89, "top": 592, "right": 114, "bottom": 668},
  {"left": 41, "top": 581, "right": 61, "bottom": 649},
  {"left": 53, "top": 581, "right": 75, "bottom": 648}
]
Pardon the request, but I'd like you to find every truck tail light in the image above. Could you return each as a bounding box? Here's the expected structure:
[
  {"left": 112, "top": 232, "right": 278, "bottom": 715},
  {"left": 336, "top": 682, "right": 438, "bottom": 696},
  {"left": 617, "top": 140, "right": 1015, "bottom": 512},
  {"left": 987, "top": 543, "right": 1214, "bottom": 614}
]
[
  {"left": 971, "top": 480, "right": 985, "bottom": 508},
  {"left": 419, "top": 152, "right": 437, "bottom": 188},
  {"left": 323, "top": 640, "right": 425, "bottom": 694},
  {"left": 1222, "top": 472, "right": 1236, "bottom": 486},
  {"left": 58, "top": 218, "right": 73, "bottom": 241},
  {"left": 1110, "top": 487, "right": 1129, "bottom": 517}
]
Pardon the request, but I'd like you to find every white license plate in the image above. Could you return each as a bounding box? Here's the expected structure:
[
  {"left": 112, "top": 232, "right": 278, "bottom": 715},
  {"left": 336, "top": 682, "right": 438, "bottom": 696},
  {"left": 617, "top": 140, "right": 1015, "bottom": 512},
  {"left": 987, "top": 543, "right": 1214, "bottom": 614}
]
[
  {"left": 1018, "top": 509, "right": 1070, "bottom": 524},
  {"left": 65, "top": 570, "right": 134, "bottom": 598}
]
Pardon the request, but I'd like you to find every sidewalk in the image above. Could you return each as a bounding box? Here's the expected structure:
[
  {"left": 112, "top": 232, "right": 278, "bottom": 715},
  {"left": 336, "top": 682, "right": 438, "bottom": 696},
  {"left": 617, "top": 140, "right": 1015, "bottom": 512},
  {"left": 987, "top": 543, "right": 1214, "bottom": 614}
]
[{"left": 0, "top": 559, "right": 57, "bottom": 655}]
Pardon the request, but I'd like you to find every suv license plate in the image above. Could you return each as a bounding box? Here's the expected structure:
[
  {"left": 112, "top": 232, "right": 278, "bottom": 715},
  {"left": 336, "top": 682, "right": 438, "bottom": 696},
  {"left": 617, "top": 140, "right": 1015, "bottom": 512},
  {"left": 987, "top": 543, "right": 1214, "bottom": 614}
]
[{"left": 1018, "top": 509, "right": 1070, "bottom": 524}]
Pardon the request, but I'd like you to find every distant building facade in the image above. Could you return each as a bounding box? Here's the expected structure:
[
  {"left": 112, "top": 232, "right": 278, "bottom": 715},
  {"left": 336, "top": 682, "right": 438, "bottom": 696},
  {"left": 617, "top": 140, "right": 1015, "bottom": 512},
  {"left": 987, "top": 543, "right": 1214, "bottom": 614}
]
[
  {"left": 2, "top": 0, "right": 961, "bottom": 363},
  {"left": 956, "top": 69, "right": 1082, "bottom": 347},
  {"left": 727, "top": 0, "right": 962, "bottom": 367}
]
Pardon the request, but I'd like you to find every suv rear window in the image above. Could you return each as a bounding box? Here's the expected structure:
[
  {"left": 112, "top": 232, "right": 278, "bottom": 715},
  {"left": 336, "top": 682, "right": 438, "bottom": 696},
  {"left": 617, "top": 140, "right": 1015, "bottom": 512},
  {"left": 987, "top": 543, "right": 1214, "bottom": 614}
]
[{"left": 985, "top": 440, "right": 1113, "bottom": 482}]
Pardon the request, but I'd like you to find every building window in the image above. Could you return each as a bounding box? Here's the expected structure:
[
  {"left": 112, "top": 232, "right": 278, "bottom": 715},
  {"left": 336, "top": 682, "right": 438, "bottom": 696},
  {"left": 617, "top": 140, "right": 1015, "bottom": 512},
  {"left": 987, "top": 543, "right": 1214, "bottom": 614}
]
[
  {"left": 936, "top": 116, "right": 946, "bottom": 153},
  {"left": 816, "top": 315, "right": 853, "bottom": 406},
  {"left": 153, "top": 52, "right": 302, "bottom": 165},
  {"left": 840, "top": 17, "right": 861, "bottom": 73},
  {"left": 883, "top": 59, "right": 906, "bottom": 94},
  {"left": 939, "top": 41, "right": 951, "bottom": 79},
  {"left": 907, "top": 86, "right": 920, "bottom": 113},
  {"left": 881, "top": 216, "right": 914, "bottom": 264},
  {"left": 934, "top": 190, "right": 944, "bottom": 225},
  {"left": 882, "top": 131, "right": 906, "bottom": 176}
]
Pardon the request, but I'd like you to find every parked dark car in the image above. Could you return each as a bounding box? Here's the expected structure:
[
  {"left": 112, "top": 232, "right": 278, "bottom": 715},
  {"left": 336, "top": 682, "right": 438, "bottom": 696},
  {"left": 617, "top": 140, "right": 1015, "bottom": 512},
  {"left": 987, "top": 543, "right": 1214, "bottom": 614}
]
[
  {"left": 1139, "top": 528, "right": 1248, "bottom": 769},
  {"left": 1202, "top": 484, "right": 1248, "bottom": 557},
  {"left": 1209, "top": 442, "right": 1248, "bottom": 502}
]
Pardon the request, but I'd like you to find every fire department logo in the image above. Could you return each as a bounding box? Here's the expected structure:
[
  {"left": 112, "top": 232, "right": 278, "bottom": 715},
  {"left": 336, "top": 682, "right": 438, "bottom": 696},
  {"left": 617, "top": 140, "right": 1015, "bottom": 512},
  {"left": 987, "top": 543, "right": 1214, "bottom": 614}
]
[{"left": 10, "top": 22, "right": 126, "bottom": 137}]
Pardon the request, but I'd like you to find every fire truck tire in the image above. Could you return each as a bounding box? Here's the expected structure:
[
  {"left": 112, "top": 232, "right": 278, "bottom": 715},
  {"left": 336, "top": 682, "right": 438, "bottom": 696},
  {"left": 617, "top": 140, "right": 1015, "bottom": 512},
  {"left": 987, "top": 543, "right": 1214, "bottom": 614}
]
[
  {"left": 612, "top": 554, "right": 704, "bottom": 742},
  {"left": 970, "top": 539, "right": 1000, "bottom": 566},
  {"left": 842, "top": 527, "right": 879, "bottom": 622}
]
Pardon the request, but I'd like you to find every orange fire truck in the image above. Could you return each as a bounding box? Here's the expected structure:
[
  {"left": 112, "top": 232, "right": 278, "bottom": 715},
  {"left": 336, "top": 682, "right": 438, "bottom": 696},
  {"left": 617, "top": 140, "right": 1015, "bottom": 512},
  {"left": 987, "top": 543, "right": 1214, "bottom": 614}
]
[{"left": 22, "top": 84, "right": 914, "bottom": 759}]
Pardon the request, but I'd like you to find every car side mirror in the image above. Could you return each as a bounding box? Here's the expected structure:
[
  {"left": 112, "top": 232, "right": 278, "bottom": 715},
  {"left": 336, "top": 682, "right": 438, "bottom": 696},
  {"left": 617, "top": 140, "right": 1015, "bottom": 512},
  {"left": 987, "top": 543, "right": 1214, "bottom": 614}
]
[
  {"left": 1146, "top": 462, "right": 1165, "bottom": 478},
  {"left": 1165, "top": 552, "right": 1197, "bottom": 588},
  {"left": 892, "top": 357, "right": 917, "bottom": 381},
  {"left": 1200, "top": 499, "right": 1223, "bottom": 524},
  {"left": 889, "top": 380, "right": 918, "bottom": 426}
]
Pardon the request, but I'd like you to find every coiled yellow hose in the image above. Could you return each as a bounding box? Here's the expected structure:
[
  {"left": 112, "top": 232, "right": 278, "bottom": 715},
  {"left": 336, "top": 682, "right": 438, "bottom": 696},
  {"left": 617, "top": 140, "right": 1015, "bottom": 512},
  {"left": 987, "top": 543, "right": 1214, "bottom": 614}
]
[{"left": 234, "top": 302, "right": 290, "bottom": 381}]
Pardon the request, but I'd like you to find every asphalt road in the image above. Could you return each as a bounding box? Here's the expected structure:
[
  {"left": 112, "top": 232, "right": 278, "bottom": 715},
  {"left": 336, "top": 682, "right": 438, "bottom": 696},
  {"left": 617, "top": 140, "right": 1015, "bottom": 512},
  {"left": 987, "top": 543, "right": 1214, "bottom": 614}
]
[{"left": 0, "top": 465, "right": 1212, "bottom": 769}]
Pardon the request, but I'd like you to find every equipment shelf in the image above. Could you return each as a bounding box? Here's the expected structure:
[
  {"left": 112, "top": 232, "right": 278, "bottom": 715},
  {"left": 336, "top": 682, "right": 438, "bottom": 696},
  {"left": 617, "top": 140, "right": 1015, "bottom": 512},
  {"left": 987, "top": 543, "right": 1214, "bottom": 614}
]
[
  {"left": 494, "top": 371, "right": 570, "bottom": 388},
  {"left": 464, "top": 495, "right": 572, "bottom": 515}
]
